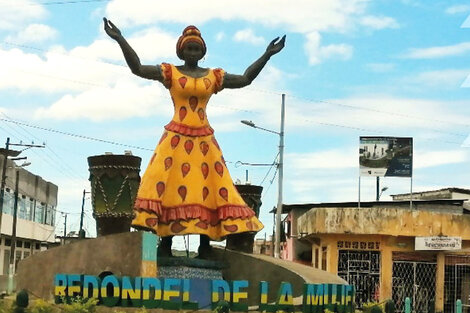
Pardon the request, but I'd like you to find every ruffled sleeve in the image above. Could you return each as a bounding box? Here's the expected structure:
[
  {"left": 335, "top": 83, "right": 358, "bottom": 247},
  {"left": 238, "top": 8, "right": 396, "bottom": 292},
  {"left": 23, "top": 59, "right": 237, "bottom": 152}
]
[
  {"left": 160, "top": 63, "right": 172, "bottom": 89},
  {"left": 213, "top": 68, "right": 225, "bottom": 94}
]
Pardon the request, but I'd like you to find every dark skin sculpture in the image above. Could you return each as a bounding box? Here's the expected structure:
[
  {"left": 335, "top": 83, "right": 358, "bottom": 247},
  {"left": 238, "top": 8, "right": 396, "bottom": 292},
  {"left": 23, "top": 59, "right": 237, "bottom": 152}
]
[{"left": 103, "top": 18, "right": 285, "bottom": 257}]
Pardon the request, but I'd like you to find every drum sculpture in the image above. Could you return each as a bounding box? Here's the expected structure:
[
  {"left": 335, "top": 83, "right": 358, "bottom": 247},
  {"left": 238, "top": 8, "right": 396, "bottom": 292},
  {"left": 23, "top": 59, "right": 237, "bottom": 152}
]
[
  {"left": 226, "top": 184, "right": 263, "bottom": 253},
  {"left": 88, "top": 154, "right": 142, "bottom": 236}
]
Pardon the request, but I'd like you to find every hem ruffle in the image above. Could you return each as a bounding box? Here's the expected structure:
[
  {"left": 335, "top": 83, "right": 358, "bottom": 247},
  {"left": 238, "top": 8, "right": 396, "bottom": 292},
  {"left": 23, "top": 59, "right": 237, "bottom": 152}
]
[
  {"left": 161, "top": 63, "right": 172, "bottom": 89},
  {"left": 134, "top": 197, "right": 255, "bottom": 224},
  {"left": 164, "top": 120, "right": 214, "bottom": 137}
]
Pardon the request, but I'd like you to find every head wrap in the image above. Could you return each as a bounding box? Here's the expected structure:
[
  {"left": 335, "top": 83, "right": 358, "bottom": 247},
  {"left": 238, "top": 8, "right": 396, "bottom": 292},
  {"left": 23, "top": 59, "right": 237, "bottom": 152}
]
[{"left": 176, "top": 25, "right": 207, "bottom": 60}]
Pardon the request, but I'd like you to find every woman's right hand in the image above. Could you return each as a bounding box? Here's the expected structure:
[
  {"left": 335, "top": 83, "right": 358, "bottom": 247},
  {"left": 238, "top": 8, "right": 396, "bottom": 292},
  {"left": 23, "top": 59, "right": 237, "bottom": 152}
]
[{"left": 103, "top": 17, "right": 122, "bottom": 40}]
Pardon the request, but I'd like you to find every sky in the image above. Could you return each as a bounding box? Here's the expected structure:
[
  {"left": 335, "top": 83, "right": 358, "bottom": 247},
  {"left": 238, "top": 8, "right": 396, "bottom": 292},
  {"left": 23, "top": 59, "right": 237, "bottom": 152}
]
[{"left": 0, "top": 0, "right": 470, "bottom": 250}]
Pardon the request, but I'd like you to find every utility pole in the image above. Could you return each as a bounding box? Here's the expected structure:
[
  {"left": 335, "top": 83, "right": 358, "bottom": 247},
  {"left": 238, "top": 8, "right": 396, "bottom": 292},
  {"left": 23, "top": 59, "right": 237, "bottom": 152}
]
[
  {"left": 63, "top": 213, "right": 68, "bottom": 243},
  {"left": 376, "top": 177, "right": 380, "bottom": 201},
  {"left": 7, "top": 170, "right": 19, "bottom": 294},
  {"left": 0, "top": 138, "right": 9, "bottom": 235},
  {"left": 79, "top": 189, "right": 90, "bottom": 239},
  {"left": 0, "top": 138, "right": 21, "bottom": 234},
  {"left": 274, "top": 94, "right": 285, "bottom": 259}
]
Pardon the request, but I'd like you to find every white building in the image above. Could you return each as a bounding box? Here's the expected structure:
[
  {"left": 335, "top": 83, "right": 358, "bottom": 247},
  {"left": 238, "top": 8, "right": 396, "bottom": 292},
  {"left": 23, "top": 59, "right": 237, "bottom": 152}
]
[{"left": 0, "top": 156, "right": 57, "bottom": 276}]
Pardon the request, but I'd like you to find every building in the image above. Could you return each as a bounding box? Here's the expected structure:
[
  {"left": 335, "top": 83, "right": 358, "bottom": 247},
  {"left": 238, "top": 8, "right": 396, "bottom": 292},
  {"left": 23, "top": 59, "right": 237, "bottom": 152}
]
[
  {"left": 392, "top": 187, "right": 470, "bottom": 202},
  {"left": 253, "top": 236, "right": 273, "bottom": 256},
  {"left": 282, "top": 198, "right": 470, "bottom": 313},
  {"left": 0, "top": 156, "right": 57, "bottom": 279}
]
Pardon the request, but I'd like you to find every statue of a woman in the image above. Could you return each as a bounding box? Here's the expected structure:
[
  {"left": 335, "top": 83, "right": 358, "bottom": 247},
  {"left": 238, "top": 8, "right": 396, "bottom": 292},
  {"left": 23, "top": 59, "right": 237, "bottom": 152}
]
[{"left": 104, "top": 19, "right": 285, "bottom": 257}]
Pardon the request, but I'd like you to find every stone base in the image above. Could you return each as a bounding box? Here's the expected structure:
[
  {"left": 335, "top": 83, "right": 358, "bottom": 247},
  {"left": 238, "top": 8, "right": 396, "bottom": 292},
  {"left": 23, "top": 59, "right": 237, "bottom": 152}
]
[
  {"left": 157, "top": 257, "right": 227, "bottom": 280},
  {"left": 16, "top": 231, "right": 157, "bottom": 300}
]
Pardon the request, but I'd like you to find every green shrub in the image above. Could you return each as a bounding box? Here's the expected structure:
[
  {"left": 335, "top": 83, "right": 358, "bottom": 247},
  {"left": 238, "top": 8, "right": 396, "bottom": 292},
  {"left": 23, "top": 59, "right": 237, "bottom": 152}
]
[
  {"left": 362, "top": 302, "right": 383, "bottom": 313},
  {"left": 30, "top": 299, "right": 56, "bottom": 313},
  {"left": 60, "top": 297, "right": 98, "bottom": 313},
  {"left": 0, "top": 300, "right": 11, "bottom": 313}
]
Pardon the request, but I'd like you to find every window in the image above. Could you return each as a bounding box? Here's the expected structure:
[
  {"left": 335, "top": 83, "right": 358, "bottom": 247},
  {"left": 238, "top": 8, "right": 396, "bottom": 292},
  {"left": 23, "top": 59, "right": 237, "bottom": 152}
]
[
  {"left": 50, "top": 206, "right": 56, "bottom": 226},
  {"left": 314, "top": 248, "right": 319, "bottom": 269},
  {"left": 5, "top": 239, "right": 11, "bottom": 247},
  {"left": 45, "top": 205, "right": 54, "bottom": 226},
  {"left": 18, "top": 196, "right": 27, "bottom": 220},
  {"left": 321, "top": 246, "right": 328, "bottom": 271},
  {"left": 34, "top": 203, "right": 45, "bottom": 223},
  {"left": 16, "top": 240, "right": 22, "bottom": 248},
  {"left": 2, "top": 191, "right": 13, "bottom": 215},
  {"left": 24, "top": 242, "right": 30, "bottom": 249},
  {"left": 35, "top": 243, "right": 40, "bottom": 250},
  {"left": 3, "top": 250, "right": 9, "bottom": 275}
]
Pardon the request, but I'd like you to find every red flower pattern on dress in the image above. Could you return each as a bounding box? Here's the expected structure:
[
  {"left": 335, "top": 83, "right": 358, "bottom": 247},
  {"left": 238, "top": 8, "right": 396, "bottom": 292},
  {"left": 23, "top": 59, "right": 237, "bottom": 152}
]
[
  {"left": 181, "top": 163, "right": 190, "bottom": 178},
  {"left": 179, "top": 106, "right": 187, "bottom": 121},
  {"left": 170, "top": 135, "right": 180, "bottom": 149},
  {"left": 178, "top": 77, "right": 187, "bottom": 89},
  {"left": 203, "top": 78, "right": 211, "bottom": 90},
  {"left": 197, "top": 108, "right": 205, "bottom": 122},
  {"left": 178, "top": 185, "right": 187, "bottom": 201},
  {"left": 171, "top": 221, "right": 186, "bottom": 233},
  {"left": 184, "top": 140, "right": 194, "bottom": 154},
  {"left": 214, "top": 161, "right": 224, "bottom": 177},
  {"left": 219, "top": 187, "right": 228, "bottom": 201},
  {"left": 200, "top": 141, "right": 209, "bottom": 156},
  {"left": 159, "top": 132, "right": 168, "bottom": 145},
  {"left": 224, "top": 224, "right": 238, "bottom": 232},
  {"left": 189, "top": 96, "right": 198, "bottom": 112},
  {"left": 146, "top": 218, "right": 158, "bottom": 227},
  {"left": 164, "top": 157, "right": 172, "bottom": 170},
  {"left": 202, "top": 187, "right": 209, "bottom": 200},
  {"left": 156, "top": 182, "right": 165, "bottom": 197},
  {"left": 201, "top": 162, "right": 209, "bottom": 179}
]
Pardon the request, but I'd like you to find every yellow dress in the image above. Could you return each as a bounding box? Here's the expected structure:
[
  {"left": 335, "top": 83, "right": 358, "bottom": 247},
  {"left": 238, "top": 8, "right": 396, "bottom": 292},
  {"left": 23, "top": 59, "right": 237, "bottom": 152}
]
[{"left": 132, "top": 63, "right": 264, "bottom": 240}]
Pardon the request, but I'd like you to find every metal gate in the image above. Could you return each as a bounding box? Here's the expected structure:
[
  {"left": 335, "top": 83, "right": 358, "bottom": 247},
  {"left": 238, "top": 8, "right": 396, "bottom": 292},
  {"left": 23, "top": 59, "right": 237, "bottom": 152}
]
[
  {"left": 338, "top": 250, "right": 380, "bottom": 307},
  {"left": 392, "top": 261, "right": 436, "bottom": 313},
  {"left": 445, "top": 255, "right": 470, "bottom": 313}
]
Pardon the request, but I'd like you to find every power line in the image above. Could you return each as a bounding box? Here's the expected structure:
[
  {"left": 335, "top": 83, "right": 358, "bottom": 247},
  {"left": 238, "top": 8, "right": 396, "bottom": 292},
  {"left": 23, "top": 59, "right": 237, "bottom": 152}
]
[
  {"left": 0, "top": 113, "right": 87, "bottom": 181},
  {"left": 0, "top": 118, "right": 153, "bottom": 151}
]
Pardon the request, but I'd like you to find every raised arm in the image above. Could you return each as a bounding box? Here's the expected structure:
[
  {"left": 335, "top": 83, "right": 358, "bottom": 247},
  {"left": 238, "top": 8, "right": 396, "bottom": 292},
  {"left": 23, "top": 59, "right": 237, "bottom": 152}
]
[
  {"left": 222, "top": 35, "right": 286, "bottom": 89},
  {"left": 103, "top": 18, "right": 163, "bottom": 82}
]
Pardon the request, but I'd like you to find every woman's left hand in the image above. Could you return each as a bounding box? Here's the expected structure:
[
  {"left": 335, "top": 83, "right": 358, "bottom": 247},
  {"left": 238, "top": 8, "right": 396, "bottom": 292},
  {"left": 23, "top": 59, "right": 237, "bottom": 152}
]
[{"left": 266, "top": 35, "right": 286, "bottom": 56}]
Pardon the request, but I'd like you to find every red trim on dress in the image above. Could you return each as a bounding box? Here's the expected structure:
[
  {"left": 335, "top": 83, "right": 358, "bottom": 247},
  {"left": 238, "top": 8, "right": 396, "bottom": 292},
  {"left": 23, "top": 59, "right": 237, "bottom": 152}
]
[
  {"left": 161, "top": 63, "right": 172, "bottom": 89},
  {"left": 213, "top": 68, "right": 224, "bottom": 94},
  {"left": 134, "top": 198, "right": 255, "bottom": 224},
  {"left": 164, "top": 120, "right": 214, "bottom": 137}
]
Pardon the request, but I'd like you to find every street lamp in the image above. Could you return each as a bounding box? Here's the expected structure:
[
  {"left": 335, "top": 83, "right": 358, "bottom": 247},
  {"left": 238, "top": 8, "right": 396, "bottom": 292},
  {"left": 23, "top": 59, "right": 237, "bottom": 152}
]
[{"left": 241, "top": 94, "right": 285, "bottom": 259}]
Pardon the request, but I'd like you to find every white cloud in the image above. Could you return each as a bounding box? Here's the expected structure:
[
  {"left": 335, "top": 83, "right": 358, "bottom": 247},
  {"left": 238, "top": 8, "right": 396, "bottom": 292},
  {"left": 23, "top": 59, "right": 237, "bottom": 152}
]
[
  {"left": 0, "top": 27, "right": 178, "bottom": 94},
  {"left": 34, "top": 80, "right": 171, "bottom": 122},
  {"left": 445, "top": 5, "right": 470, "bottom": 15},
  {"left": 402, "top": 42, "right": 470, "bottom": 59},
  {"left": 215, "top": 32, "right": 225, "bottom": 42},
  {"left": 105, "top": 0, "right": 369, "bottom": 33},
  {"left": 233, "top": 29, "right": 265, "bottom": 45},
  {"left": 414, "top": 150, "right": 468, "bottom": 168},
  {"left": 283, "top": 95, "right": 470, "bottom": 136},
  {"left": 304, "top": 32, "right": 353, "bottom": 65},
  {"left": 288, "top": 149, "right": 357, "bottom": 170},
  {"left": 6, "top": 24, "right": 57, "bottom": 44},
  {"left": 0, "top": 0, "right": 47, "bottom": 30},
  {"left": 403, "top": 69, "right": 470, "bottom": 88},
  {"left": 366, "top": 63, "right": 395, "bottom": 72},
  {"left": 359, "top": 16, "right": 399, "bottom": 29}
]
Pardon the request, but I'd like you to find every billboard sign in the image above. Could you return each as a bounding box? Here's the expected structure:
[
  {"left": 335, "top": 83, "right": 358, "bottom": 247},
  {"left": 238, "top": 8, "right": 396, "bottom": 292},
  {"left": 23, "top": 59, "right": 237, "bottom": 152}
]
[{"left": 359, "top": 137, "right": 412, "bottom": 177}]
